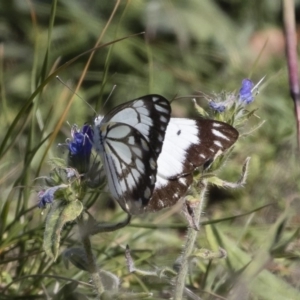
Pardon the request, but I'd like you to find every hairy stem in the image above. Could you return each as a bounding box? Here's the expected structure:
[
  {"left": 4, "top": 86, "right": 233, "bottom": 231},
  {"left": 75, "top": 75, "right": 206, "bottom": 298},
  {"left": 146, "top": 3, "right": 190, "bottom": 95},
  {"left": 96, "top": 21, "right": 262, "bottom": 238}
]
[
  {"left": 173, "top": 180, "right": 208, "bottom": 300},
  {"left": 78, "top": 215, "right": 105, "bottom": 295}
]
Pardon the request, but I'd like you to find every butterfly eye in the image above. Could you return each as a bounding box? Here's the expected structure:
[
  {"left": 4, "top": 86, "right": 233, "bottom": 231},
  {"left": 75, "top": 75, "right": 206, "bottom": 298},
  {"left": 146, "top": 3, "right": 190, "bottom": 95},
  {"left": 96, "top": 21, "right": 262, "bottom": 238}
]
[{"left": 94, "top": 115, "right": 103, "bottom": 125}]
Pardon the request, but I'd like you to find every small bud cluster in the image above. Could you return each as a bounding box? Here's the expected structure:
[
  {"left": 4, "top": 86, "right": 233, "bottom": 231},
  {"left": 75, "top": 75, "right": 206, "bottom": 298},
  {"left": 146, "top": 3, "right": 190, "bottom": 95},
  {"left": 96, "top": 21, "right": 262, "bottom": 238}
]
[
  {"left": 37, "top": 124, "right": 97, "bottom": 209},
  {"left": 209, "top": 78, "right": 256, "bottom": 113}
]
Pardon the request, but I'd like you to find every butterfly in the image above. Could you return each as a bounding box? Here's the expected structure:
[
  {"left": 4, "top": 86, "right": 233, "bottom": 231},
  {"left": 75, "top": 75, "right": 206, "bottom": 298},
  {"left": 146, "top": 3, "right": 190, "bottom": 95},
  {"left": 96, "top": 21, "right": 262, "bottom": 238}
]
[{"left": 93, "top": 95, "right": 238, "bottom": 215}]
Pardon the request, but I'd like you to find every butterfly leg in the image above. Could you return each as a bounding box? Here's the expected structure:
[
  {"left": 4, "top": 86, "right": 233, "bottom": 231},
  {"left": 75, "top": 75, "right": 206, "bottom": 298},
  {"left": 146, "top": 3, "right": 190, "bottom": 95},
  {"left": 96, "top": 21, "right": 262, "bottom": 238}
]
[{"left": 88, "top": 213, "right": 132, "bottom": 235}]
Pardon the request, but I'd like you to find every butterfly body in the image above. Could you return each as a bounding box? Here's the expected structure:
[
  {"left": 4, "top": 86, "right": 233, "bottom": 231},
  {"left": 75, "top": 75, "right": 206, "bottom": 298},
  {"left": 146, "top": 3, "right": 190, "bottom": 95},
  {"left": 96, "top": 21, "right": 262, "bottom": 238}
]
[{"left": 94, "top": 95, "right": 238, "bottom": 215}]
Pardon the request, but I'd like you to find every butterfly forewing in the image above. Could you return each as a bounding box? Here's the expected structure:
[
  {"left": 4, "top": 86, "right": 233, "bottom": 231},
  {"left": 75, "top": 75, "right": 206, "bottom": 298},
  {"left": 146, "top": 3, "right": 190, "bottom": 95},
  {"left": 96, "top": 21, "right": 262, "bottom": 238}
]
[
  {"left": 94, "top": 95, "right": 171, "bottom": 214},
  {"left": 102, "top": 95, "right": 171, "bottom": 156},
  {"left": 146, "top": 118, "right": 239, "bottom": 212}
]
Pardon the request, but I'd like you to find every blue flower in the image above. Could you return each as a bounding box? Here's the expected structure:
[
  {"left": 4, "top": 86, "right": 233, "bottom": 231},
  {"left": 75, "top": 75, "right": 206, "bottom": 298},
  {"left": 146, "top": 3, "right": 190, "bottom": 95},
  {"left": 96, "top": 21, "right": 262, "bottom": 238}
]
[
  {"left": 239, "top": 79, "right": 254, "bottom": 104},
  {"left": 38, "top": 187, "right": 58, "bottom": 208},
  {"left": 209, "top": 101, "right": 226, "bottom": 113},
  {"left": 69, "top": 124, "right": 93, "bottom": 157},
  {"left": 38, "top": 185, "right": 69, "bottom": 208},
  {"left": 68, "top": 124, "right": 94, "bottom": 173}
]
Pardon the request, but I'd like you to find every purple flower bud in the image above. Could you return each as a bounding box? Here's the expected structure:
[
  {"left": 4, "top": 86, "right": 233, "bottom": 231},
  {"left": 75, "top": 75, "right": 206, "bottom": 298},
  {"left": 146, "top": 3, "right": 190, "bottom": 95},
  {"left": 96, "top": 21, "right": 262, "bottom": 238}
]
[
  {"left": 68, "top": 124, "right": 93, "bottom": 173},
  {"left": 239, "top": 79, "right": 254, "bottom": 104},
  {"left": 66, "top": 168, "right": 77, "bottom": 179},
  {"left": 209, "top": 101, "right": 226, "bottom": 113},
  {"left": 38, "top": 187, "right": 59, "bottom": 208},
  {"left": 69, "top": 124, "right": 93, "bottom": 156}
]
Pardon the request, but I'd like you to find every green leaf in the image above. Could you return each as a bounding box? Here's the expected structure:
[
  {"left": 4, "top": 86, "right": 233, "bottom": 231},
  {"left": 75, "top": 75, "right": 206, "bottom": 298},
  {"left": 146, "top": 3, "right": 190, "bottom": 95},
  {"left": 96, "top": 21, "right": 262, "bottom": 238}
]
[
  {"left": 193, "top": 99, "right": 209, "bottom": 117},
  {"left": 62, "top": 247, "right": 88, "bottom": 271},
  {"left": 100, "top": 291, "right": 153, "bottom": 300},
  {"left": 53, "top": 282, "right": 89, "bottom": 300},
  {"left": 43, "top": 200, "right": 83, "bottom": 260},
  {"left": 206, "top": 224, "right": 300, "bottom": 300},
  {"left": 48, "top": 157, "right": 68, "bottom": 169},
  {"left": 206, "top": 175, "right": 224, "bottom": 187}
]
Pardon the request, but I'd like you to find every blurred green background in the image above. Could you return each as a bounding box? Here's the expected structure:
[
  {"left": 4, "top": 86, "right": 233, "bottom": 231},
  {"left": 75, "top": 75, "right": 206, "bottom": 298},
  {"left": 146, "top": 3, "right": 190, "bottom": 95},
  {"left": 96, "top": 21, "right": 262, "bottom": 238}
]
[{"left": 1, "top": 0, "right": 300, "bottom": 299}]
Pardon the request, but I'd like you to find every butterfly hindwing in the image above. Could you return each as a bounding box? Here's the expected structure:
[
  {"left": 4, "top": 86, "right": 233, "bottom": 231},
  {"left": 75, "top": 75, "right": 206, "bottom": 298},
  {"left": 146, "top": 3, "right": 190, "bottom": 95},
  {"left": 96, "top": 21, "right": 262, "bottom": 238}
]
[
  {"left": 147, "top": 174, "right": 193, "bottom": 212},
  {"left": 94, "top": 95, "right": 171, "bottom": 214},
  {"left": 146, "top": 118, "right": 239, "bottom": 212}
]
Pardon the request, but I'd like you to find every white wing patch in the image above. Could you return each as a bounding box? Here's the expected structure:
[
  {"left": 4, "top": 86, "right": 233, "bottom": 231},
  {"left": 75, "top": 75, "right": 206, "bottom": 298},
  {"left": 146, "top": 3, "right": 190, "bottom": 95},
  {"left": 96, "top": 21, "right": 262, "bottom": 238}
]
[
  {"left": 156, "top": 118, "right": 199, "bottom": 183},
  {"left": 212, "top": 129, "right": 230, "bottom": 140},
  {"left": 108, "top": 140, "right": 132, "bottom": 164},
  {"left": 213, "top": 140, "right": 223, "bottom": 147}
]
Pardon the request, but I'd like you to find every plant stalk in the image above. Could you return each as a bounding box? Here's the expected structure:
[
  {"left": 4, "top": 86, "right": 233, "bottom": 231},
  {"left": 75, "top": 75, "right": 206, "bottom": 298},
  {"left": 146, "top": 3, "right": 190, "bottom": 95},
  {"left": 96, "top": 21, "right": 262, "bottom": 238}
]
[
  {"left": 283, "top": 0, "right": 300, "bottom": 150},
  {"left": 173, "top": 180, "right": 208, "bottom": 299},
  {"left": 78, "top": 215, "right": 105, "bottom": 295}
]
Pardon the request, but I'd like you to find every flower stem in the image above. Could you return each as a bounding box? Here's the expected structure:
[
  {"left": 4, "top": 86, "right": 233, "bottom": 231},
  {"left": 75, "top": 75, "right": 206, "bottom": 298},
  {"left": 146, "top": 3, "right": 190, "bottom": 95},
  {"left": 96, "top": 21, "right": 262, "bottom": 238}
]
[
  {"left": 283, "top": 0, "right": 300, "bottom": 150},
  {"left": 78, "top": 215, "right": 105, "bottom": 295},
  {"left": 173, "top": 180, "right": 208, "bottom": 300}
]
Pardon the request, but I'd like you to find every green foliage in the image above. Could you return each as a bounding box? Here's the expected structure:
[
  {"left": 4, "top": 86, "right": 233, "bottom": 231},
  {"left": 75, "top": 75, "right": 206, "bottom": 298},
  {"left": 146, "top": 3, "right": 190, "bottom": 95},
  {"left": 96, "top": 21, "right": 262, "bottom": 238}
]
[
  {"left": 1, "top": 0, "right": 300, "bottom": 299},
  {"left": 44, "top": 199, "right": 83, "bottom": 260}
]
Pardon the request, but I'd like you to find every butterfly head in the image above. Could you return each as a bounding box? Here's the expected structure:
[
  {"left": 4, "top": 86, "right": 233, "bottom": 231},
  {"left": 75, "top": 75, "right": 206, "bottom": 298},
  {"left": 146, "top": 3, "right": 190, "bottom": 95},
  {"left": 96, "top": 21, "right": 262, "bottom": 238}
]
[{"left": 94, "top": 115, "right": 104, "bottom": 127}]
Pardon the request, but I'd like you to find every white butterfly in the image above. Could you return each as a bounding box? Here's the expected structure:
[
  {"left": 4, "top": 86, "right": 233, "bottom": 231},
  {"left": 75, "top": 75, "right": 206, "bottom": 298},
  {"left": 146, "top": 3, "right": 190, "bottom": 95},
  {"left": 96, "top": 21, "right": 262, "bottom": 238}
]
[{"left": 94, "top": 95, "right": 238, "bottom": 215}]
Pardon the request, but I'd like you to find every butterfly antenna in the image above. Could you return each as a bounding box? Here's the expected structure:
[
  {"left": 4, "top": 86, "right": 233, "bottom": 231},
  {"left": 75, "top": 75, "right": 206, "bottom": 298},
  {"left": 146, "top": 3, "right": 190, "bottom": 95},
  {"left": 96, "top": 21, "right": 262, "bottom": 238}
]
[
  {"left": 252, "top": 75, "right": 266, "bottom": 94},
  {"left": 102, "top": 84, "right": 117, "bottom": 109},
  {"left": 66, "top": 120, "right": 72, "bottom": 128},
  {"left": 56, "top": 76, "right": 98, "bottom": 115}
]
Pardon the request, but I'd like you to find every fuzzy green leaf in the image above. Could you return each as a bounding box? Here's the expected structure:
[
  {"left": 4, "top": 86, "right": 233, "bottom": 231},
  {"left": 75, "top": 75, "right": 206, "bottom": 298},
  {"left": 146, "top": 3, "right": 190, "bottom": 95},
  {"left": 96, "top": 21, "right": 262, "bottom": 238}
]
[
  {"left": 206, "top": 175, "right": 224, "bottom": 187},
  {"left": 43, "top": 200, "right": 83, "bottom": 260}
]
